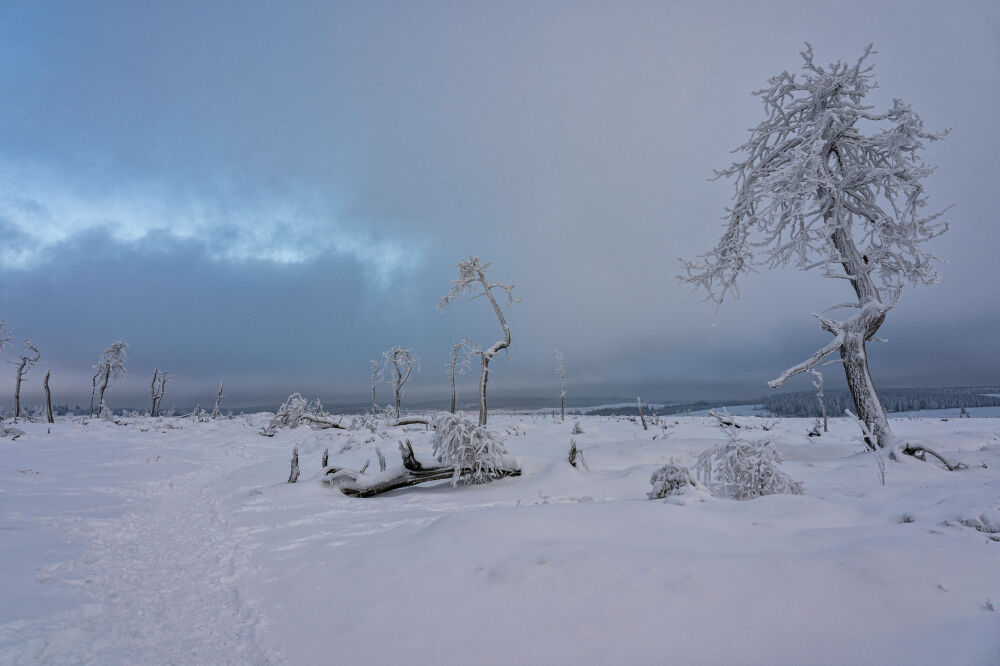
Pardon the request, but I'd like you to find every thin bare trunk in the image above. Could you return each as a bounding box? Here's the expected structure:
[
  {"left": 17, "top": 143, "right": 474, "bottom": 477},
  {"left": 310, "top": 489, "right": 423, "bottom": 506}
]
[
  {"left": 449, "top": 358, "right": 457, "bottom": 414},
  {"left": 44, "top": 370, "right": 53, "bottom": 423},
  {"left": 213, "top": 382, "right": 224, "bottom": 418},
  {"left": 150, "top": 368, "right": 159, "bottom": 416},
  {"left": 477, "top": 276, "right": 511, "bottom": 427},
  {"left": 89, "top": 371, "right": 99, "bottom": 417},
  {"left": 370, "top": 360, "right": 379, "bottom": 419},
  {"left": 14, "top": 358, "right": 26, "bottom": 418},
  {"left": 97, "top": 367, "right": 110, "bottom": 416},
  {"left": 479, "top": 354, "right": 490, "bottom": 427}
]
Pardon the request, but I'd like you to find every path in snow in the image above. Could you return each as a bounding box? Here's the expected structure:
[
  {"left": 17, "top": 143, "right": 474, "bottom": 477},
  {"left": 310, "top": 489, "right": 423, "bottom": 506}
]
[{"left": 1, "top": 421, "right": 277, "bottom": 665}]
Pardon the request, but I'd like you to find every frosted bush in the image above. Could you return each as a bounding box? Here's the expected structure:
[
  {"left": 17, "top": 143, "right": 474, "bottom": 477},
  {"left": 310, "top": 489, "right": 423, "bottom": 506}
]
[
  {"left": 264, "top": 393, "right": 328, "bottom": 434},
  {"left": 648, "top": 462, "right": 702, "bottom": 500},
  {"left": 694, "top": 437, "right": 803, "bottom": 500},
  {"left": 1, "top": 425, "right": 24, "bottom": 439},
  {"left": 431, "top": 413, "right": 508, "bottom": 485}
]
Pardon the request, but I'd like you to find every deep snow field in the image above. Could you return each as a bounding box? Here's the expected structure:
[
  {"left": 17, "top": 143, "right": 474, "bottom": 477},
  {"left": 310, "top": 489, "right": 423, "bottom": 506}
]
[{"left": 2, "top": 411, "right": 999, "bottom": 665}]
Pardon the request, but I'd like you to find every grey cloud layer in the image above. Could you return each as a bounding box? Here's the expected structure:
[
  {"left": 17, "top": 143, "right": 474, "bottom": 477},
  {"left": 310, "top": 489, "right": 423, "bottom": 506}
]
[{"left": 0, "top": 1, "right": 997, "bottom": 408}]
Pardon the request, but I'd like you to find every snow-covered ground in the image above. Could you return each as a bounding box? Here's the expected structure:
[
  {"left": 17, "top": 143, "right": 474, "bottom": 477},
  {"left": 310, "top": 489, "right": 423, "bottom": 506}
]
[{"left": 2, "top": 413, "right": 998, "bottom": 665}]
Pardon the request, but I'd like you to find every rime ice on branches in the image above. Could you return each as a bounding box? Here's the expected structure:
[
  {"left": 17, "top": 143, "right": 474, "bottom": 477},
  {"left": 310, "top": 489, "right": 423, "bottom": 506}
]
[{"left": 680, "top": 44, "right": 949, "bottom": 448}]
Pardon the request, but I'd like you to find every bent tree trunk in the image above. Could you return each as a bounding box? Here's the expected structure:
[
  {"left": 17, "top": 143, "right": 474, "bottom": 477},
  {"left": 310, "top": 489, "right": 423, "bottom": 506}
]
[
  {"left": 831, "top": 225, "right": 892, "bottom": 448},
  {"left": 768, "top": 223, "right": 894, "bottom": 448},
  {"left": 840, "top": 330, "right": 891, "bottom": 449},
  {"left": 44, "top": 370, "right": 54, "bottom": 423}
]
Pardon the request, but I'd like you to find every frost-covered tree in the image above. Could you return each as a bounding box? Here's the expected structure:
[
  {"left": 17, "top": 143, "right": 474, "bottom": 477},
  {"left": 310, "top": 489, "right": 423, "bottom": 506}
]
[
  {"left": 446, "top": 337, "right": 478, "bottom": 414},
  {"left": 679, "top": 45, "right": 948, "bottom": 449},
  {"left": 13, "top": 339, "right": 40, "bottom": 419},
  {"left": 438, "top": 256, "right": 518, "bottom": 426},
  {"left": 369, "top": 358, "right": 384, "bottom": 419},
  {"left": 92, "top": 341, "right": 128, "bottom": 417},
  {"left": 381, "top": 346, "right": 418, "bottom": 417}
]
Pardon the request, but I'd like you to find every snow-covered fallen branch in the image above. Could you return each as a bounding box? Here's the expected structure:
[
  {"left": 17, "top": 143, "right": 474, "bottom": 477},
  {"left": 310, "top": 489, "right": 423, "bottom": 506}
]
[{"left": 324, "top": 439, "right": 520, "bottom": 498}]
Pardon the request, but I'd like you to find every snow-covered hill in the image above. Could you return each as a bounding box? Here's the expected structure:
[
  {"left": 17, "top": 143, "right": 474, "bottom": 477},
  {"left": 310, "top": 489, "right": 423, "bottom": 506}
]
[{"left": 2, "top": 413, "right": 998, "bottom": 665}]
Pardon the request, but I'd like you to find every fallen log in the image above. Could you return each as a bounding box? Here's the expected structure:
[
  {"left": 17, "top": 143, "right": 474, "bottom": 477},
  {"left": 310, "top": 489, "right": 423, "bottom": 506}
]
[
  {"left": 300, "top": 414, "right": 347, "bottom": 430},
  {"left": 324, "top": 440, "right": 520, "bottom": 497},
  {"left": 393, "top": 417, "right": 432, "bottom": 427}
]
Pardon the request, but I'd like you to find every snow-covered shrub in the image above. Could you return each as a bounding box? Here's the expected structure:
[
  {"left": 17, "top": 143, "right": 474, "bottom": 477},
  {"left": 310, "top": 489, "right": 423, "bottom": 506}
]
[
  {"left": 648, "top": 462, "right": 702, "bottom": 499},
  {"left": 431, "top": 413, "right": 508, "bottom": 485},
  {"left": 266, "top": 393, "right": 327, "bottom": 431},
  {"left": 694, "top": 436, "right": 803, "bottom": 500},
  {"left": 571, "top": 420, "right": 583, "bottom": 435},
  {"left": 1, "top": 425, "right": 24, "bottom": 439}
]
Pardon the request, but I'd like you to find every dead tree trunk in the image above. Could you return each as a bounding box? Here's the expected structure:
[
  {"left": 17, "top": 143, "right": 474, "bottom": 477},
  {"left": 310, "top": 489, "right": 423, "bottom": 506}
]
[
  {"left": 14, "top": 358, "right": 26, "bottom": 419},
  {"left": 637, "top": 396, "right": 648, "bottom": 431},
  {"left": 212, "top": 382, "right": 224, "bottom": 418},
  {"left": 97, "top": 367, "right": 111, "bottom": 417},
  {"left": 288, "top": 447, "right": 300, "bottom": 483},
  {"left": 449, "top": 354, "right": 458, "bottom": 414},
  {"left": 370, "top": 359, "right": 381, "bottom": 419},
  {"left": 89, "top": 371, "right": 99, "bottom": 417},
  {"left": 478, "top": 353, "right": 490, "bottom": 427},
  {"left": 44, "top": 370, "right": 53, "bottom": 423},
  {"left": 150, "top": 368, "right": 159, "bottom": 416}
]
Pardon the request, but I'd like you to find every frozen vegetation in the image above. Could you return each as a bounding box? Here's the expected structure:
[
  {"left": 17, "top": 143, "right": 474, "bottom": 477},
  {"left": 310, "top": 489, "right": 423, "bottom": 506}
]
[{"left": 2, "top": 411, "right": 999, "bottom": 665}]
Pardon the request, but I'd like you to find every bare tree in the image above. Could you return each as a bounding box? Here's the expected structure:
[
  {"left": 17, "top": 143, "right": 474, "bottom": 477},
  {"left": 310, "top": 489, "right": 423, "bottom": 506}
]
[
  {"left": 438, "top": 256, "right": 518, "bottom": 426},
  {"left": 555, "top": 350, "right": 566, "bottom": 422},
  {"left": 382, "top": 346, "right": 418, "bottom": 417},
  {"left": 13, "top": 340, "right": 40, "bottom": 419},
  {"left": 212, "top": 382, "right": 225, "bottom": 418},
  {"left": 150, "top": 368, "right": 169, "bottom": 417},
  {"left": 447, "top": 337, "right": 478, "bottom": 414},
  {"left": 92, "top": 341, "right": 128, "bottom": 417},
  {"left": 44, "top": 370, "right": 53, "bottom": 423},
  {"left": 679, "top": 45, "right": 948, "bottom": 450}
]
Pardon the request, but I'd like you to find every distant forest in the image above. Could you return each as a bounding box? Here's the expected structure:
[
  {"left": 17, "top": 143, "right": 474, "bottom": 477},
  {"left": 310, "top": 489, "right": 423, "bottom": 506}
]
[
  {"left": 583, "top": 387, "right": 1000, "bottom": 418},
  {"left": 761, "top": 387, "right": 1000, "bottom": 417}
]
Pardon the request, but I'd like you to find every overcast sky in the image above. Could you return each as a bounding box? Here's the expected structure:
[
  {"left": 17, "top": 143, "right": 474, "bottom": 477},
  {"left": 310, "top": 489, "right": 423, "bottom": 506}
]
[{"left": 1, "top": 1, "right": 998, "bottom": 410}]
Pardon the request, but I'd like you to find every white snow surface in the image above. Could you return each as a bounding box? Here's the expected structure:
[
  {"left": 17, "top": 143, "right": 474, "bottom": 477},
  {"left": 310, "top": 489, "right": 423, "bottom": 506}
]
[{"left": 2, "top": 413, "right": 999, "bottom": 665}]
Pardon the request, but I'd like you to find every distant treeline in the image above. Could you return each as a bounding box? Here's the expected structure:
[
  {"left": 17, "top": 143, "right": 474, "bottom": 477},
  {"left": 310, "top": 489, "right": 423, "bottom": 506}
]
[
  {"left": 585, "top": 399, "right": 759, "bottom": 417},
  {"left": 761, "top": 387, "right": 1000, "bottom": 418}
]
